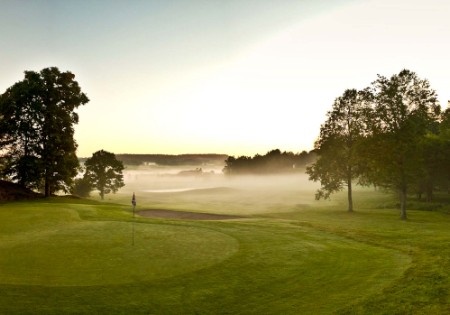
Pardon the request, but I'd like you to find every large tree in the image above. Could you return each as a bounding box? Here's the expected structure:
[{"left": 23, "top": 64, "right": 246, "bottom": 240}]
[
  {"left": 0, "top": 71, "right": 43, "bottom": 187},
  {"left": 84, "top": 150, "right": 125, "bottom": 200},
  {"left": 306, "top": 89, "right": 371, "bottom": 212},
  {"left": 0, "top": 67, "right": 89, "bottom": 196},
  {"left": 367, "top": 69, "right": 440, "bottom": 220}
]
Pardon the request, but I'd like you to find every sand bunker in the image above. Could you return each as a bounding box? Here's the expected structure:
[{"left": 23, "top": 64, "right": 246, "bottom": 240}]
[{"left": 137, "top": 209, "right": 244, "bottom": 220}]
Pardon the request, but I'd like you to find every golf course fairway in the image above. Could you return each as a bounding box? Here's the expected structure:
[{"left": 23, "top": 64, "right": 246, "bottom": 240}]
[{"left": 0, "top": 189, "right": 449, "bottom": 314}]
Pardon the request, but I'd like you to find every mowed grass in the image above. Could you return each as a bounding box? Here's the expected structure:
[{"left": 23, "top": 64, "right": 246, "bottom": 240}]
[
  {"left": 0, "top": 203, "right": 238, "bottom": 286},
  {"left": 0, "top": 185, "right": 449, "bottom": 314}
]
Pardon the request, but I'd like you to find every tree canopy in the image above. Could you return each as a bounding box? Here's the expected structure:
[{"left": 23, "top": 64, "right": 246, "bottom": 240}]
[
  {"left": 367, "top": 69, "right": 440, "bottom": 219},
  {"left": 0, "top": 67, "right": 89, "bottom": 196},
  {"left": 308, "top": 69, "right": 443, "bottom": 219},
  {"left": 306, "top": 88, "right": 372, "bottom": 212},
  {"left": 84, "top": 150, "right": 125, "bottom": 200}
]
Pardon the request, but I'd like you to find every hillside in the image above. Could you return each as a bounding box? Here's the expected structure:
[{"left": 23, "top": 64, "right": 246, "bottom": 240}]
[{"left": 0, "top": 180, "right": 42, "bottom": 201}]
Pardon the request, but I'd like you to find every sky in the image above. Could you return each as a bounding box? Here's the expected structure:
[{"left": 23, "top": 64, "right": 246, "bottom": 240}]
[{"left": 1, "top": 0, "right": 449, "bottom": 157}]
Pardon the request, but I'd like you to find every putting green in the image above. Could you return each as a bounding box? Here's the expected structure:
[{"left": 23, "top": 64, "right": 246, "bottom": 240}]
[{"left": 0, "top": 220, "right": 239, "bottom": 286}]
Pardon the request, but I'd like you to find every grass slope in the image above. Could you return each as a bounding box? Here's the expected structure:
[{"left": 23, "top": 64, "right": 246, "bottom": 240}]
[{"left": 0, "top": 189, "right": 449, "bottom": 314}]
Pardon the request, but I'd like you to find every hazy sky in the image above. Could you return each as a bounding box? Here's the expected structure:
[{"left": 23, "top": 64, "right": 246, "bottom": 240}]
[{"left": 1, "top": 0, "right": 449, "bottom": 157}]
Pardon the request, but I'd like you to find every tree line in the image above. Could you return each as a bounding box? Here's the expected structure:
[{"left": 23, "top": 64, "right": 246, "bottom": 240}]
[
  {"left": 0, "top": 67, "right": 124, "bottom": 199},
  {"left": 107, "top": 153, "right": 228, "bottom": 166},
  {"left": 307, "top": 69, "right": 450, "bottom": 219},
  {"left": 223, "top": 149, "right": 316, "bottom": 174}
]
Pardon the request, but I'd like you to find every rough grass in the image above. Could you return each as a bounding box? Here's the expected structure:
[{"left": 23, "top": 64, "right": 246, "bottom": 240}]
[{"left": 0, "top": 185, "right": 449, "bottom": 314}]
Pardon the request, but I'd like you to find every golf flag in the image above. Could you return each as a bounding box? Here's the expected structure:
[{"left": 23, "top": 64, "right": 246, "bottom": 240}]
[{"left": 132, "top": 192, "right": 136, "bottom": 207}]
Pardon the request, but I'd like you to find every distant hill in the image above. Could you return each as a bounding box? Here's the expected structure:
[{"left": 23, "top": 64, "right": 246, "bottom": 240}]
[{"left": 80, "top": 154, "right": 228, "bottom": 166}]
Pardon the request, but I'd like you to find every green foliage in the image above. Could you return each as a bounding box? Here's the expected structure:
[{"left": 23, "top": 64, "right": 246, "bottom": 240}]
[
  {"left": 310, "top": 69, "right": 444, "bottom": 218},
  {"left": 416, "top": 133, "right": 449, "bottom": 201},
  {"left": 10, "top": 155, "right": 42, "bottom": 189},
  {"left": 306, "top": 89, "right": 372, "bottom": 211},
  {"left": 84, "top": 150, "right": 125, "bottom": 199},
  {"left": 0, "top": 67, "right": 89, "bottom": 196},
  {"left": 70, "top": 176, "right": 93, "bottom": 197},
  {"left": 307, "top": 151, "right": 344, "bottom": 199},
  {"left": 366, "top": 69, "right": 441, "bottom": 219}
]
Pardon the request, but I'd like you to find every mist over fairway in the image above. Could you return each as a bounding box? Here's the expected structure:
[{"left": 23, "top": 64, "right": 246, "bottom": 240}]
[{"left": 109, "top": 163, "right": 322, "bottom": 216}]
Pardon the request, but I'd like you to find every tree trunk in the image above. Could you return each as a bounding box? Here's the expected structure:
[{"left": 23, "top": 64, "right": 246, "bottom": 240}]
[
  {"left": 425, "top": 180, "right": 433, "bottom": 202},
  {"left": 347, "top": 175, "right": 353, "bottom": 212},
  {"left": 399, "top": 186, "right": 407, "bottom": 220},
  {"left": 44, "top": 174, "right": 50, "bottom": 197}
]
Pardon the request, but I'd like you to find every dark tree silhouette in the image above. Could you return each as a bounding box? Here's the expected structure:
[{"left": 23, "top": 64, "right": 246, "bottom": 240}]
[
  {"left": 223, "top": 150, "right": 314, "bottom": 175},
  {"left": 417, "top": 108, "right": 450, "bottom": 199},
  {"left": 306, "top": 89, "right": 371, "bottom": 212},
  {"left": 84, "top": 150, "right": 125, "bottom": 200},
  {"left": 0, "top": 67, "right": 89, "bottom": 196},
  {"left": 71, "top": 176, "right": 93, "bottom": 198}
]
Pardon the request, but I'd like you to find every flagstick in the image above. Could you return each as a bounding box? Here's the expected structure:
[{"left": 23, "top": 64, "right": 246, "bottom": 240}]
[
  {"left": 132, "top": 192, "right": 136, "bottom": 246},
  {"left": 132, "top": 205, "right": 135, "bottom": 246}
]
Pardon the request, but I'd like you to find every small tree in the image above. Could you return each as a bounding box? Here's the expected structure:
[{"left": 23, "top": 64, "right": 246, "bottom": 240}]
[
  {"left": 71, "top": 176, "right": 92, "bottom": 197},
  {"left": 306, "top": 88, "right": 371, "bottom": 212},
  {"left": 84, "top": 150, "right": 125, "bottom": 200}
]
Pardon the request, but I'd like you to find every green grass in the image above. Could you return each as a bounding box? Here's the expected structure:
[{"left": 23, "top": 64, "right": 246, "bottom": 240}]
[{"left": 0, "top": 186, "right": 449, "bottom": 314}]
